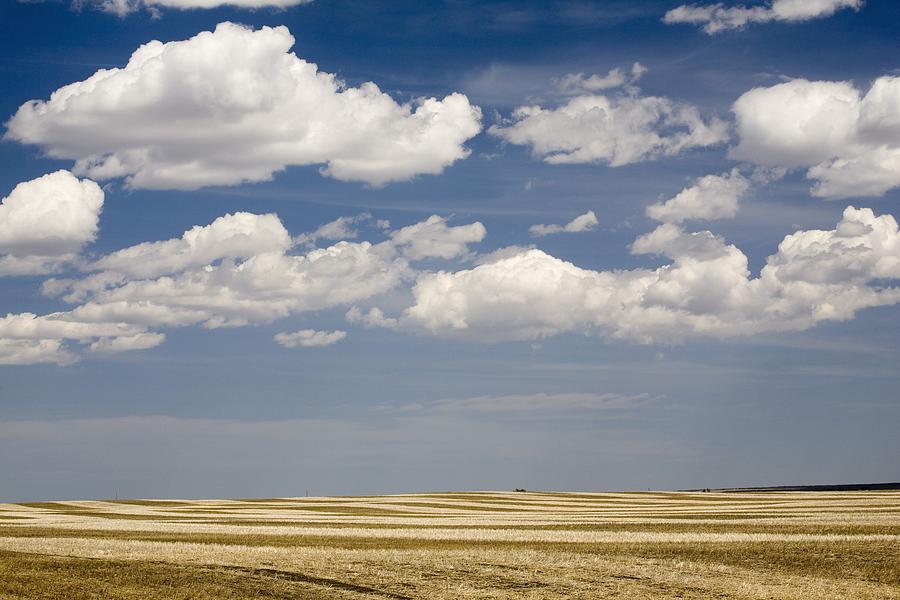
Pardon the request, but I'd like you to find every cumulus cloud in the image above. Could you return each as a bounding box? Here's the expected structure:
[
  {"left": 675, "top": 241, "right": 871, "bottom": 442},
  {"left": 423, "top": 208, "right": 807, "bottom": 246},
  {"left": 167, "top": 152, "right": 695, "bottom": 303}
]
[
  {"left": 92, "top": 212, "right": 292, "bottom": 279},
  {"left": 274, "top": 329, "right": 347, "bottom": 348},
  {"left": 84, "top": 0, "right": 312, "bottom": 17},
  {"left": 646, "top": 169, "right": 750, "bottom": 223},
  {"left": 11, "top": 212, "right": 484, "bottom": 365},
  {"left": 764, "top": 207, "right": 900, "bottom": 284},
  {"left": 6, "top": 236, "right": 404, "bottom": 364},
  {"left": 490, "top": 79, "right": 728, "bottom": 166},
  {"left": 0, "top": 311, "right": 155, "bottom": 365},
  {"left": 44, "top": 212, "right": 485, "bottom": 329},
  {"left": 473, "top": 245, "right": 537, "bottom": 265},
  {"left": 664, "top": 0, "right": 863, "bottom": 34},
  {"left": 5, "top": 23, "right": 482, "bottom": 190},
  {"left": 366, "top": 206, "right": 900, "bottom": 344},
  {"left": 0, "top": 171, "right": 103, "bottom": 276},
  {"left": 0, "top": 312, "right": 143, "bottom": 341},
  {"left": 529, "top": 210, "right": 598, "bottom": 237},
  {"left": 3, "top": 210, "right": 495, "bottom": 364},
  {"left": 389, "top": 215, "right": 486, "bottom": 261},
  {"left": 6, "top": 203, "right": 899, "bottom": 365},
  {"left": 731, "top": 76, "right": 900, "bottom": 198},
  {"left": 0, "top": 339, "right": 75, "bottom": 366},
  {"left": 48, "top": 239, "right": 409, "bottom": 330},
  {"left": 731, "top": 80, "right": 860, "bottom": 169}
]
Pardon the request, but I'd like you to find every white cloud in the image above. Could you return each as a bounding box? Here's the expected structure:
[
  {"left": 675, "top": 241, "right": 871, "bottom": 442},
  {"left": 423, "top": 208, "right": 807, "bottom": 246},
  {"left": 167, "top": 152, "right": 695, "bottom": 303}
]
[
  {"left": 0, "top": 312, "right": 144, "bottom": 341},
  {"left": 0, "top": 171, "right": 103, "bottom": 276},
  {"left": 87, "top": 0, "right": 312, "bottom": 17},
  {"left": 368, "top": 206, "right": 900, "bottom": 344},
  {"left": 389, "top": 215, "right": 486, "bottom": 261},
  {"left": 529, "top": 210, "right": 598, "bottom": 237},
  {"left": 345, "top": 306, "right": 398, "bottom": 329},
  {"left": 6, "top": 204, "right": 898, "bottom": 366},
  {"left": 664, "top": 0, "right": 863, "bottom": 34},
  {"left": 397, "top": 250, "right": 621, "bottom": 342},
  {"left": 631, "top": 223, "right": 730, "bottom": 260},
  {"left": 0, "top": 311, "right": 155, "bottom": 365},
  {"left": 490, "top": 84, "right": 728, "bottom": 166},
  {"left": 731, "top": 76, "right": 900, "bottom": 198},
  {"left": 731, "top": 80, "right": 860, "bottom": 169},
  {"left": 294, "top": 213, "right": 384, "bottom": 248},
  {"left": 92, "top": 212, "right": 291, "bottom": 279},
  {"left": 274, "top": 329, "right": 347, "bottom": 348},
  {"left": 764, "top": 206, "right": 900, "bottom": 284},
  {"left": 89, "top": 332, "right": 166, "bottom": 353},
  {"left": 52, "top": 239, "right": 410, "bottom": 330},
  {"left": 0, "top": 339, "right": 75, "bottom": 366},
  {"left": 474, "top": 245, "right": 537, "bottom": 265},
  {"left": 558, "top": 70, "right": 626, "bottom": 94},
  {"left": 14, "top": 212, "right": 435, "bottom": 365},
  {"left": 11, "top": 212, "right": 490, "bottom": 365},
  {"left": 6, "top": 211, "right": 486, "bottom": 365},
  {"left": 5, "top": 235, "right": 405, "bottom": 364},
  {"left": 557, "top": 63, "right": 646, "bottom": 94},
  {"left": 646, "top": 169, "right": 750, "bottom": 223},
  {"left": 5, "top": 23, "right": 482, "bottom": 190},
  {"left": 295, "top": 216, "right": 361, "bottom": 247}
]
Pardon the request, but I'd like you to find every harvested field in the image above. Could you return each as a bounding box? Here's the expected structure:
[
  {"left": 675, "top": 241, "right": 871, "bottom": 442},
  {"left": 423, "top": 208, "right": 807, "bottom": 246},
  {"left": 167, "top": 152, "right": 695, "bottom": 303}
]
[{"left": 0, "top": 490, "right": 898, "bottom": 599}]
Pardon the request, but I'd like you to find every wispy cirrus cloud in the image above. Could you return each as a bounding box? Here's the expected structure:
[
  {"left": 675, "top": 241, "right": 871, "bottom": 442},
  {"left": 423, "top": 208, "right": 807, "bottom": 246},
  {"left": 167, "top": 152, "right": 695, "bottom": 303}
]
[
  {"left": 379, "top": 392, "right": 657, "bottom": 415},
  {"left": 73, "top": 0, "right": 312, "bottom": 17},
  {"left": 664, "top": 0, "right": 863, "bottom": 34}
]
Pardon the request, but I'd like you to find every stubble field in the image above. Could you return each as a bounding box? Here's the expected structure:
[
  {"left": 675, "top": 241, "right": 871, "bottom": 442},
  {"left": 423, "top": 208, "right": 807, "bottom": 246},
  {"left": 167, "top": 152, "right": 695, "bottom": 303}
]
[{"left": 0, "top": 490, "right": 898, "bottom": 599}]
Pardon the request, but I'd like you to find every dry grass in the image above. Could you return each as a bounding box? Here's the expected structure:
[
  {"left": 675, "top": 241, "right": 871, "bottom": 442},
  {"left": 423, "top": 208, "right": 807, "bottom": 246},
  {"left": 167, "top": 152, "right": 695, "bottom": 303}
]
[{"left": 1, "top": 491, "right": 898, "bottom": 599}]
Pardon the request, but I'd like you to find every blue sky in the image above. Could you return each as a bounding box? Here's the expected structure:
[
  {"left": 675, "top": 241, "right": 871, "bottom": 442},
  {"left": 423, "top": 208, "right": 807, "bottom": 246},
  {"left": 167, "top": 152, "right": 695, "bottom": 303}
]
[{"left": 1, "top": 0, "right": 898, "bottom": 501}]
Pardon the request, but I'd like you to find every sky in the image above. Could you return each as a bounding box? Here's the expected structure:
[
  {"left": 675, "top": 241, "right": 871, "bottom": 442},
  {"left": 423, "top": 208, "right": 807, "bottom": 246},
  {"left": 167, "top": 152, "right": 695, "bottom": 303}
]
[{"left": 1, "top": 0, "right": 898, "bottom": 501}]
